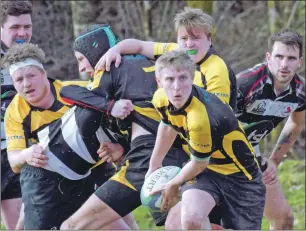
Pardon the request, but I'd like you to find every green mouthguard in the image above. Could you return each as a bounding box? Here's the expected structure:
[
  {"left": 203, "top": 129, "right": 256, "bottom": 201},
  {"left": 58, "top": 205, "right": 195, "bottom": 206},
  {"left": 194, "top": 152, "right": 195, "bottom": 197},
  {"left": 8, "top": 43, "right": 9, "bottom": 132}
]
[{"left": 186, "top": 49, "right": 197, "bottom": 55}]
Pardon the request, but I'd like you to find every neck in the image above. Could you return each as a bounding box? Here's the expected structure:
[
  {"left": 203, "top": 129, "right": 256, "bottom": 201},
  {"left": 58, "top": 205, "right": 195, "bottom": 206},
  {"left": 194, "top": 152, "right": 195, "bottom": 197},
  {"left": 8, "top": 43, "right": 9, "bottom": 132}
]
[{"left": 273, "top": 79, "right": 290, "bottom": 97}]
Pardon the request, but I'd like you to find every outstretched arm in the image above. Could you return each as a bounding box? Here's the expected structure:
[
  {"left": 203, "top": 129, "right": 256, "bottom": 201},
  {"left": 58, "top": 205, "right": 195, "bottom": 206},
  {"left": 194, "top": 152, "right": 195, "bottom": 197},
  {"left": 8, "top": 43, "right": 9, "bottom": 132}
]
[
  {"left": 95, "top": 39, "right": 155, "bottom": 71},
  {"left": 270, "top": 110, "right": 305, "bottom": 166}
]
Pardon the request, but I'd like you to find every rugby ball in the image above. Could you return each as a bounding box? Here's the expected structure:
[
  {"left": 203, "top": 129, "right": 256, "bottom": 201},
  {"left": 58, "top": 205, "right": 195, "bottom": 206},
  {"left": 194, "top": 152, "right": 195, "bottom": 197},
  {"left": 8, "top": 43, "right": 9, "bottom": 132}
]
[{"left": 140, "top": 166, "right": 181, "bottom": 211}]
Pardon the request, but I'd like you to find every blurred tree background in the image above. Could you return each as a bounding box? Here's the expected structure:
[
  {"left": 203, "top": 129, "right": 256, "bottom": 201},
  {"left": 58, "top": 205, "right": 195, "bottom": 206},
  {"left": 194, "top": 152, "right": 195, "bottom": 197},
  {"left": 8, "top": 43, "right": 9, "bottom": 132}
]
[{"left": 2, "top": 1, "right": 304, "bottom": 230}]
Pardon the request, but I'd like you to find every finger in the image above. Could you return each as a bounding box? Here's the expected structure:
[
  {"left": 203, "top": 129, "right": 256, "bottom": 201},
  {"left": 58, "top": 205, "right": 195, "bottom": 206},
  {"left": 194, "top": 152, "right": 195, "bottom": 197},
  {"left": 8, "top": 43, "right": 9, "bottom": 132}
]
[
  {"left": 150, "top": 186, "right": 164, "bottom": 196},
  {"left": 161, "top": 196, "right": 169, "bottom": 211},
  {"left": 106, "top": 156, "right": 113, "bottom": 163},
  {"left": 115, "top": 55, "right": 121, "bottom": 68},
  {"left": 98, "top": 150, "right": 110, "bottom": 158},
  {"left": 106, "top": 57, "right": 111, "bottom": 72},
  {"left": 34, "top": 153, "right": 49, "bottom": 160},
  {"left": 101, "top": 155, "right": 111, "bottom": 163}
]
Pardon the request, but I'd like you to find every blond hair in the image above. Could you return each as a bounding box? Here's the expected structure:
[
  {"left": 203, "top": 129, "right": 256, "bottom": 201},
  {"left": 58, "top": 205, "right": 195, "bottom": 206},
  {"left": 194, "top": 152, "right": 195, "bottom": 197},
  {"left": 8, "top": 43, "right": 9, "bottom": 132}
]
[
  {"left": 155, "top": 50, "right": 196, "bottom": 79},
  {"left": 174, "top": 7, "right": 214, "bottom": 38},
  {"left": 1, "top": 43, "right": 45, "bottom": 69}
]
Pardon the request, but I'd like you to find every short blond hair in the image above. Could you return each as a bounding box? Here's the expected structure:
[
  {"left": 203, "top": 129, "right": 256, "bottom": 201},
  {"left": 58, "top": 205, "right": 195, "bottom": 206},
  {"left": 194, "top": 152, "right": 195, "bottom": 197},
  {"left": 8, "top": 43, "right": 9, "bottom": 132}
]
[
  {"left": 155, "top": 50, "right": 196, "bottom": 79},
  {"left": 1, "top": 43, "right": 45, "bottom": 69},
  {"left": 174, "top": 7, "right": 214, "bottom": 38}
]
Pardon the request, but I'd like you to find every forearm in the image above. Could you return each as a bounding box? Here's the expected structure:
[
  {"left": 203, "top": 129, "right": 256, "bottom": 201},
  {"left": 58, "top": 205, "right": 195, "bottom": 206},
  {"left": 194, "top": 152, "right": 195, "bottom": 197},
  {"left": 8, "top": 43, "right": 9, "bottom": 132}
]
[
  {"left": 270, "top": 122, "right": 304, "bottom": 166},
  {"left": 149, "top": 122, "right": 177, "bottom": 168},
  {"left": 115, "top": 39, "right": 155, "bottom": 59},
  {"left": 8, "top": 150, "right": 26, "bottom": 173},
  {"left": 170, "top": 159, "right": 209, "bottom": 187}
]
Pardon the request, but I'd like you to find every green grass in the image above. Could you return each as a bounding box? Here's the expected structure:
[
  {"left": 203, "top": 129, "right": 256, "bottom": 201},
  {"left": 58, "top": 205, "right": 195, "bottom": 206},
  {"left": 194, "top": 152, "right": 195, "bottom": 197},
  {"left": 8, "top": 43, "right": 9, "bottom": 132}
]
[
  {"left": 133, "top": 159, "right": 305, "bottom": 230},
  {"left": 1, "top": 160, "right": 304, "bottom": 230}
]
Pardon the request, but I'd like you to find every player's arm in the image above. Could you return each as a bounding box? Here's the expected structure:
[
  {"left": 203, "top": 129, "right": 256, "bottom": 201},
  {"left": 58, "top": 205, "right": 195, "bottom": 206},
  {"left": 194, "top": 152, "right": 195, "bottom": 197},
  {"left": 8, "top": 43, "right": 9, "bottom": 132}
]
[
  {"left": 147, "top": 121, "right": 178, "bottom": 175},
  {"left": 270, "top": 110, "right": 305, "bottom": 166},
  {"left": 5, "top": 109, "right": 48, "bottom": 173},
  {"left": 95, "top": 39, "right": 156, "bottom": 71}
]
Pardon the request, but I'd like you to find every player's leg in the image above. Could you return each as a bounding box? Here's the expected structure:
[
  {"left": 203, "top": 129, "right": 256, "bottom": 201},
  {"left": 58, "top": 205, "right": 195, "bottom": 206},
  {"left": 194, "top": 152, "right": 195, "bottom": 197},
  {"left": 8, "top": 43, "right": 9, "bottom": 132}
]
[
  {"left": 264, "top": 180, "right": 294, "bottom": 229},
  {"left": 220, "top": 172, "right": 266, "bottom": 229},
  {"left": 1, "top": 149, "right": 22, "bottom": 230},
  {"left": 21, "top": 165, "right": 95, "bottom": 229},
  {"left": 15, "top": 203, "right": 25, "bottom": 230}
]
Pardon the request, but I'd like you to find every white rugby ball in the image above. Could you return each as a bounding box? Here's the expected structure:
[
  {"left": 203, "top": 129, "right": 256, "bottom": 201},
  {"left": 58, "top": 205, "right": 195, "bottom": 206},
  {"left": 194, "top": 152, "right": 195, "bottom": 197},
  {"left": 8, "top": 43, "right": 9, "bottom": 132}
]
[{"left": 140, "top": 166, "right": 181, "bottom": 211}]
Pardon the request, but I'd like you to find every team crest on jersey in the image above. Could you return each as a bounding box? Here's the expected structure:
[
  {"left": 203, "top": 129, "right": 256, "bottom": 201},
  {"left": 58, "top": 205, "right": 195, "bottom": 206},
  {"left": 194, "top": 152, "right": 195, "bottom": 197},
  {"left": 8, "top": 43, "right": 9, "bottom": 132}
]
[{"left": 247, "top": 99, "right": 298, "bottom": 117}]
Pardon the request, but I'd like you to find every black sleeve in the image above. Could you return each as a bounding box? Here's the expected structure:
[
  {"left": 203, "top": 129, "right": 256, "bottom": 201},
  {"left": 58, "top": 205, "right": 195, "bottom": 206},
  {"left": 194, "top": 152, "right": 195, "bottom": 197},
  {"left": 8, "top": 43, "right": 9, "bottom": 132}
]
[{"left": 236, "top": 72, "right": 254, "bottom": 113}]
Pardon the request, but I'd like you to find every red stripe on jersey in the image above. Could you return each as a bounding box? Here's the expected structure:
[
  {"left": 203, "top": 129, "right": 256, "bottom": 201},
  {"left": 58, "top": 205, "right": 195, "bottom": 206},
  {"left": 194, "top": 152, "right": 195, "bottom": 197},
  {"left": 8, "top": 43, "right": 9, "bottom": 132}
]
[
  {"left": 246, "top": 74, "right": 268, "bottom": 98},
  {"left": 240, "top": 65, "right": 266, "bottom": 78}
]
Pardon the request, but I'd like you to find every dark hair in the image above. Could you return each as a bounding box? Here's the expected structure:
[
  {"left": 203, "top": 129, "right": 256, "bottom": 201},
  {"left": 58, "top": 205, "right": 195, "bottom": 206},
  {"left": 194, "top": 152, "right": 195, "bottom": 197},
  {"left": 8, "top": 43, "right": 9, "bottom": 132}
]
[
  {"left": 268, "top": 28, "right": 303, "bottom": 58},
  {"left": 0, "top": 1, "right": 32, "bottom": 26},
  {"left": 73, "top": 24, "right": 119, "bottom": 68}
]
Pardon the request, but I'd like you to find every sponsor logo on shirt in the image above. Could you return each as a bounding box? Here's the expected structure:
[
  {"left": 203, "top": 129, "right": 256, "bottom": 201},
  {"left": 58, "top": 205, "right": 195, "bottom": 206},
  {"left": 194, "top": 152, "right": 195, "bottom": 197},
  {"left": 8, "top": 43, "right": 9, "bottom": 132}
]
[
  {"left": 7, "top": 135, "right": 24, "bottom": 141},
  {"left": 247, "top": 99, "right": 298, "bottom": 117}
]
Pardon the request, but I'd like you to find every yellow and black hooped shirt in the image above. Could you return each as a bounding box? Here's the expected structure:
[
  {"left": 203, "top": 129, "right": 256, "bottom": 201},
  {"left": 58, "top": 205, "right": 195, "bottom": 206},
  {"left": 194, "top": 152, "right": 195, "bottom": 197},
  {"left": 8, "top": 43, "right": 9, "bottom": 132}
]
[
  {"left": 4, "top": 78, "right": 95, "bottom": 179},
  {"left": 153, "top": 43, "right": 237, "bottom": 112},
  {"left": 152, "top": 85, "right": 260, "bottom": 180}
]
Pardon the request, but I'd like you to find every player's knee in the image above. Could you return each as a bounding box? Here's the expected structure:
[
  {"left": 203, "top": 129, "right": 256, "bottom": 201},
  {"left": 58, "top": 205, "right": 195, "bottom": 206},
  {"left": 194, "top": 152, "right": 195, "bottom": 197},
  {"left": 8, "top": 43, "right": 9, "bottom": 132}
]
[
  {"left": 181, "top": 214, "right": 202, "bottom": 230},
  {"left": 282, "top": 206, "right": 294, "bottom": 229}
]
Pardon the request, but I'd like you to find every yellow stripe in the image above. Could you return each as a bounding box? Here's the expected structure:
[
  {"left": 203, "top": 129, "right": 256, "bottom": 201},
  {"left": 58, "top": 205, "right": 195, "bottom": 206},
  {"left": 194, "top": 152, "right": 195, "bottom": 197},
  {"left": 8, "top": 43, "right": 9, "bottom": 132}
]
[
  {"left": 133, "top": 105, "right": 160, "bottom": 122},
  {"left": 110, "top": 160, "right": 137, "bottom": 191},
  {"left": 207, "top": 163, "right": 240, "bottom": 175},
  {"left": 211, "top": 150, "right": 226, "bottom": 159},
  {"left": 193, "top": 70, "right": 204, "bottom": 88},
  {"left": 222, "top": 130, "right": 253, "bottom": 180},
  {"left": 91, "top": 159, "right": 105, "bottom": 170},
  {"left": 142, "top": 66, "right": 155, "bottom": 72},
  {"left": 92, "top": 70, "right": 105, "bottom": 90}
]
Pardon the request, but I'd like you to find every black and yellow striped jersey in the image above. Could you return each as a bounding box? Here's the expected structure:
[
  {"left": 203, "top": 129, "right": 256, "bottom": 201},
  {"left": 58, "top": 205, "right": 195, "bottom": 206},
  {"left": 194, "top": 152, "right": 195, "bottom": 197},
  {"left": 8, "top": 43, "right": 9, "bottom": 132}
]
[
  {"left": 4, "top": 78, "right": 89, "bottom": 152},
  {"left": 152, "top": 85, "right": 260, "bottom": 179},
  {"left": 60, "top": 55, "right": 161, "bottom": 135},
  {"left": 153, "top": 43, "right": 237, "bottom": 112}
]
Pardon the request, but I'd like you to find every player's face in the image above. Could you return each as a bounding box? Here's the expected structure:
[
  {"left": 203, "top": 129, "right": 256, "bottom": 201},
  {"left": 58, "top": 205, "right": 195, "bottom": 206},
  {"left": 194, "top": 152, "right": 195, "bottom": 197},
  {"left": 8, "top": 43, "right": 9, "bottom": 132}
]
[
  {"left": 74, "top": 51, "right": 94, "bottom": 76},
  {"left": 177, "top": 26, "right": 211, "bottom": 64},
  {"left": 1, "top": 14, "right": 32, "bottom": 48},
  {"left": 266, "top": 41, "right": 303, "bottom": 85},
  {"left": 159, "top": 68, "right": 193, "bottom": 109},
  {"left": 12, "top": 66, "right": 50, "bottom": 105}
]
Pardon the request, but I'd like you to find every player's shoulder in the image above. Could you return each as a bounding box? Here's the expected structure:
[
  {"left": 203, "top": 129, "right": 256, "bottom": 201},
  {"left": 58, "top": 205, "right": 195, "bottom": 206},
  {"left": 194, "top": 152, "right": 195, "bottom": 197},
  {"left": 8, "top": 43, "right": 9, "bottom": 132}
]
[{"left": 152, "top": 88, "right": 168, "bottom": 108}]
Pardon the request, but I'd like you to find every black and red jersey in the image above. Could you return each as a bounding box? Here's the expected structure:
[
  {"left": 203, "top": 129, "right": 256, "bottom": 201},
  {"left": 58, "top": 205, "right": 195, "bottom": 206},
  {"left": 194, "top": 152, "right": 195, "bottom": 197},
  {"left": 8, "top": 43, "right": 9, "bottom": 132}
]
[{"left": 236, "top": 62, "right": 305, "bottom": 149}]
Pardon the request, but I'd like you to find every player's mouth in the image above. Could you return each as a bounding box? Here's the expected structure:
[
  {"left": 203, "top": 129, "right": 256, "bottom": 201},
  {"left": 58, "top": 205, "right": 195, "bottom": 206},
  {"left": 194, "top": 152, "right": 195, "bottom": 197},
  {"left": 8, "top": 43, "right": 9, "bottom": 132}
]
[
  {"left": 25, "top": 89, "right": 35, "bottom": 95},
  {"left": 279, "top": 69, "right": 290, "bottom": 75},
  {"left": 186, "top": 49, "right": 197, "bottom": 55},
  {"left": 14, "top": 38, "right": 27, "bottom": 44}
]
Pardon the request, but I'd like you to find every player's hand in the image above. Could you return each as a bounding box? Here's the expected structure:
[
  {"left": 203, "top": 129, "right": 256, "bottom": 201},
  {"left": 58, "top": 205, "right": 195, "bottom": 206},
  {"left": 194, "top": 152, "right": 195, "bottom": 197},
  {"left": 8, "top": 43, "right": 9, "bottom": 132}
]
[
  {"left": 97, "top": 142, "right": 124, "bottom": 163},
  {"left": 262, "top": 158, "right": 277, "bottom": 185},
  {"left": 150, "top": 182, "right": 180, "bottom": 211},
  {"left": 111, "top": 99, "right": 134, "bottom": 119},
  {"left": 145, "top": 165, "right": 161, "bottom": 180},
  {"left": 22, "top": 144, "right": 48, "bottom": 168},
  {"left": 95, "top": 47, "right": 122, "bottom": 72}
]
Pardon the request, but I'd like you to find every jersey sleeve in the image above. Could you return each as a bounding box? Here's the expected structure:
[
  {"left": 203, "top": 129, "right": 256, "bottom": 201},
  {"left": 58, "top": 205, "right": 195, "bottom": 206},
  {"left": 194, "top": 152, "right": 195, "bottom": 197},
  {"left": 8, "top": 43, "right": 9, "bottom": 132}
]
[
  {"left": 4, "top": 106, "right": 27, "bottom": 152},
  {"left": 203, "top": 57, "right": 231, "bottom": 106},
  {"left": 236, "top": 71, "right": 255, "bottom": 113},
  {"left": 153, "top": 43, "right": 178, "bottom": 60},
  {"left": 188, "top": 117, "right": 215, "bottom": 162},
  {"left": 152, "top": 88, "right": 168, "bottom": 124}
]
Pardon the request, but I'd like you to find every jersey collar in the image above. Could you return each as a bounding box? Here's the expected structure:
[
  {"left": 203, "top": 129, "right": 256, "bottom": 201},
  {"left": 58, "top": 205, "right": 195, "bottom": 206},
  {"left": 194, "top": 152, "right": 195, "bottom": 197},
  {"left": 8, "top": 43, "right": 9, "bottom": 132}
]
[{"left": 196, "top": 45, "right": 217, "bottom": 68}]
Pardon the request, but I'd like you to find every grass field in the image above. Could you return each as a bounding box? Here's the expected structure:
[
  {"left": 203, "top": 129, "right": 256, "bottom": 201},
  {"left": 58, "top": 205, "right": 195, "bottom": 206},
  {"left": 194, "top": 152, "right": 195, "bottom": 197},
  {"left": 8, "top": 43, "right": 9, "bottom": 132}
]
[
  {"left": 1, "top": 160, "right": 304, "bottom": 230},
  {"left": 132, "top": 159, "right": 305, "bottom": 230}
]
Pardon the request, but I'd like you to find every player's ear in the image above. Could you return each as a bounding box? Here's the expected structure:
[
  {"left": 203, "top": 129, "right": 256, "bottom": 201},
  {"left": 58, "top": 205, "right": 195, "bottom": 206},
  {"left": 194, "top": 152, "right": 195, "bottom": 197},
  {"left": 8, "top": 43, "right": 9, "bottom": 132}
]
[{"left": 156, "top": 76, "right": 162, "bottom": 88}]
